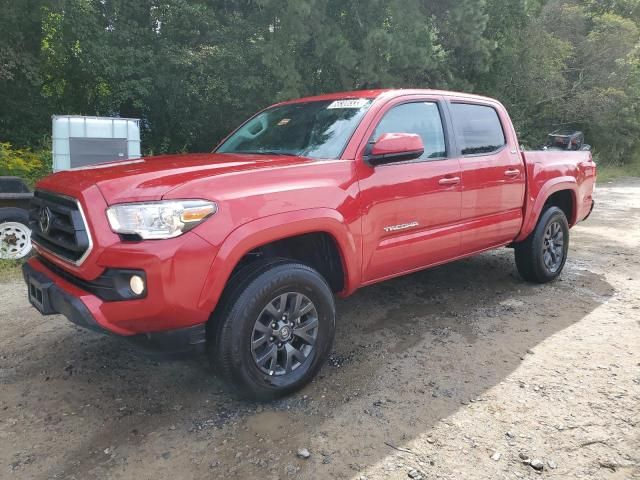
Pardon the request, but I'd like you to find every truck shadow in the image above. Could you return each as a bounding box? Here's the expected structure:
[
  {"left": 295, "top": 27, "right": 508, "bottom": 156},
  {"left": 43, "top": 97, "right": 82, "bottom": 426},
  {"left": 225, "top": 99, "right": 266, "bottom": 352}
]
[{"left": 14, "top": 240, "right": 615, "bottom": 479}]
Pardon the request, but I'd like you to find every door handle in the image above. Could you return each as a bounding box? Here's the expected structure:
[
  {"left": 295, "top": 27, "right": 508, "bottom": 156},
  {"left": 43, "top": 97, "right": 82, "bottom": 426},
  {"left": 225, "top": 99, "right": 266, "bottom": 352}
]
[
  {"left": 438, "top": 176, "right": 461, "bottom": 186},
  {"left": 504, "top": 169, "right": 521, "bottom": 178}
]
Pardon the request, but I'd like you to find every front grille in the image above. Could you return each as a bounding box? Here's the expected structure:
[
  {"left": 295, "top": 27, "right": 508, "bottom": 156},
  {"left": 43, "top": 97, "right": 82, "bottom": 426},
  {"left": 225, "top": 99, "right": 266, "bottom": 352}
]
[{"left": 30, "top": 190, "right": 92, "bottom": 264}]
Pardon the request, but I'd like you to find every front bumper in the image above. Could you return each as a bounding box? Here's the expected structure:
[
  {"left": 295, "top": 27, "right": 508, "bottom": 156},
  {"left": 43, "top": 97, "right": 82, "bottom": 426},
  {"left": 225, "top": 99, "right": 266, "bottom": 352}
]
[{"left": 22, "top": 261, "right": 206, "bottom": 354}]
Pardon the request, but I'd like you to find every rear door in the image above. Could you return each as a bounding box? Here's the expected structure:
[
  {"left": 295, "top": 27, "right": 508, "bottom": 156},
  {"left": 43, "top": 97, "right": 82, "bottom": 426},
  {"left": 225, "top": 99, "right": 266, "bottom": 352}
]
[
  {"left": 447, "top": 100, "right": 526, "bottom": 254},
  {"left": 357, "top": 96, "right": 463, "bottom": 284}
]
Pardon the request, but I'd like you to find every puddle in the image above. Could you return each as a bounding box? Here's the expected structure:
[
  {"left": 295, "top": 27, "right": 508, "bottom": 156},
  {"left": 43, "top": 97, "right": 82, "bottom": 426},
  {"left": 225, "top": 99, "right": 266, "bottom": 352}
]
[{"left": 243, "top": 410, "right": 302, "bottom": 441}]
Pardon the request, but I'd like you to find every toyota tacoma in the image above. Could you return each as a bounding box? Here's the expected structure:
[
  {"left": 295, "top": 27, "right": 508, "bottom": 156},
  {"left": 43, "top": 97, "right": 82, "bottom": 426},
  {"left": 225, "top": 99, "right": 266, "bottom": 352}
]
[{"left": 23, "top": 89, "right": 596, "bottom": 399}]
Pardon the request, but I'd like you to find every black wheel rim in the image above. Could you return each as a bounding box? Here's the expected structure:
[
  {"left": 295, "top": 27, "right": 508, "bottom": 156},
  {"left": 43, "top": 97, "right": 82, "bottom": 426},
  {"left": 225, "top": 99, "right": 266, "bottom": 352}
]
[
  {"left": 543, "top": 220, "right": 564, "bottom": 273},
  {"left": 250, "top": 292, "right": 319, "bottom": 376}
]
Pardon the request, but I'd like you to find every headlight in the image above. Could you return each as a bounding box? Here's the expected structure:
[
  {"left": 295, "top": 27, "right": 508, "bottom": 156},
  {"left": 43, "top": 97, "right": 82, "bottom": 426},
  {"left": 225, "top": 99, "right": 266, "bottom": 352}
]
[{"left": 106, "top": 200, "right": 217, "bottom": 240}]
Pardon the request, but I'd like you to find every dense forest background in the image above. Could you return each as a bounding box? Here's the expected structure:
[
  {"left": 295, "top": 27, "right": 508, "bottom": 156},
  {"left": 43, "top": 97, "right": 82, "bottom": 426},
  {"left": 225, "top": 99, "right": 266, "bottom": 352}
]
[{"left": 1, "top": 0, "right": 640, "bottom": 170}]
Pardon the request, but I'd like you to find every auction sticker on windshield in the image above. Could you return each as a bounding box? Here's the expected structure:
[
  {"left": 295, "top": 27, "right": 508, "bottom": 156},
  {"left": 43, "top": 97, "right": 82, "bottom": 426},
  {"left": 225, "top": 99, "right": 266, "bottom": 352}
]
[{"left": 327, "top": 99, "right": 371, "bottom": 109}]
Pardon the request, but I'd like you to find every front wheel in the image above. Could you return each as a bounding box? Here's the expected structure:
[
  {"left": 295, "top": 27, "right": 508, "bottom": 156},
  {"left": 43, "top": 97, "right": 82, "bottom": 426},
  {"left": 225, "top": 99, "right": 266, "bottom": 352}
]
[
  {"left": 514, "top": 206, "right": 569, "bottom": 283},
  {"left": 210, "top": 259, "right": 336, "bottom": 400}
]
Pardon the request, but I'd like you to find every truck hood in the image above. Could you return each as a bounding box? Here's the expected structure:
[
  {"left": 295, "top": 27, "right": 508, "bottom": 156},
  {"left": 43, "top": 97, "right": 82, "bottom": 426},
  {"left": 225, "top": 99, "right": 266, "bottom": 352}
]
[{"left": 37, "top": 153, "right": 316, "bottom": 204}]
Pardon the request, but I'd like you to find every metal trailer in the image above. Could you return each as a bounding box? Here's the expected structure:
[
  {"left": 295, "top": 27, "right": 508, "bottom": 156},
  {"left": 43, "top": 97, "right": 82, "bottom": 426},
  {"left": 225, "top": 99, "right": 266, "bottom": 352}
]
[{"left": 0, "top": 177, "right": 34, "bottom": 259}]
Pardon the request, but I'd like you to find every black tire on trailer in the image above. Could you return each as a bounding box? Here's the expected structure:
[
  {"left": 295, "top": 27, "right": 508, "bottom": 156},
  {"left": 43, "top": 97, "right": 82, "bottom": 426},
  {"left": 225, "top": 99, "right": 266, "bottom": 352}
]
[
  {"left": 0, "top": 208, "right": 32, "bottom": 260},
  {"left": 514, "top": 206, "right": 569, "bottom": 283},
  {"left": 209, "top": 258, "right": 336, "bottom": 400}
]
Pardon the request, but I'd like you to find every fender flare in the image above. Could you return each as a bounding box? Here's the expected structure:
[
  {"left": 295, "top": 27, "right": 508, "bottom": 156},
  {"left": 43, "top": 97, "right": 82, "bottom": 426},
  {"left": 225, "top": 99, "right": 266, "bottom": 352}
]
[
  {"left": 196, "top": 208, "right": 360, "bottom": 313},
  {"left": 515, "top": 177, "right": 578, "bottom": 243}
]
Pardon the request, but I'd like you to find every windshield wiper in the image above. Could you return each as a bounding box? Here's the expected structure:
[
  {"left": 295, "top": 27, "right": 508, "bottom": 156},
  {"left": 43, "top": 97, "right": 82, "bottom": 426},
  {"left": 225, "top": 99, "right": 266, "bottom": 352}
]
[{"left": 234, "top": 150, "right": 297, "bottom": 157}]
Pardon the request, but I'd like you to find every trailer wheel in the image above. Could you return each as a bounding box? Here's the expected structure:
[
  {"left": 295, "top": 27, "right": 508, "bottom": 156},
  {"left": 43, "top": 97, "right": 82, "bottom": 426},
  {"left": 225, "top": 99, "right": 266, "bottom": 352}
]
[{"left": 0, "top": 209, "right": 32, "bottom": 260}]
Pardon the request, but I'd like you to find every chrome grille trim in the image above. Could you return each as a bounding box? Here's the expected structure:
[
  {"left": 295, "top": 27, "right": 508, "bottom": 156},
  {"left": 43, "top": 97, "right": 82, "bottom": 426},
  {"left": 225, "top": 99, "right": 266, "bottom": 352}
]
[{"left": 30, "top": 190, "right": 94, "bottom": 267}]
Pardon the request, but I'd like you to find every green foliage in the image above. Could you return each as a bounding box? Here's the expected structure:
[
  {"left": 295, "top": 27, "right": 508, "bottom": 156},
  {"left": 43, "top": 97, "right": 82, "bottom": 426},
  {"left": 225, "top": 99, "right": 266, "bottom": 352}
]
[
  {"left": 0, "top": 258, "right": 24, "bottom": 283},
  {"left": 0, "top": 0, "right": 54, "bottom": 148},
  {"left": 1, "top": 0, "right": 639, "bottom": 170},
  {"left": 0, "top": 143, "right": 52, "bottom": 185},
  {"left": 596, "top": 160, "right": 640, "bottom": 181}
]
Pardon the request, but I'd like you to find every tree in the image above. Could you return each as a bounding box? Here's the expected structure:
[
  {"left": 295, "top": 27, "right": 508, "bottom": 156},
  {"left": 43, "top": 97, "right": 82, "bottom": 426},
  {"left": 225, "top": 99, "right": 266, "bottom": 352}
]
[
  {"left": 0, "top": 0, "right": 54, "bottom": 148},
  {"left": 1, "top": 0, "right": 639, "bottom": 166}
]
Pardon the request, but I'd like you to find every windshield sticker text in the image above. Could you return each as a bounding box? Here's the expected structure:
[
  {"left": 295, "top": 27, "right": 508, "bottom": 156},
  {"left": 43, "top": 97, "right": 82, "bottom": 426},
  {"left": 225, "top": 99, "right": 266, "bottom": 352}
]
[{"left": 327, "top": 99, "right": 370, "bottom": 109}]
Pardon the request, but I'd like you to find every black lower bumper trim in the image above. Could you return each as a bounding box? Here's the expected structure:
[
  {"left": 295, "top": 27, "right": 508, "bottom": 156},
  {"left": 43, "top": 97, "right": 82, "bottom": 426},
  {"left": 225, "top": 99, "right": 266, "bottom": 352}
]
[
  {"left": 22, "top": 262, "right": 206, "bottom": 354},
  {"left": 37, "top": 256, "right": 147, "bottom": 302},
  {"left": 583, "top": 200, "right": 595, "bottom": 221},
  {"left": 23, "top": 262, "right": 103, "bottom": 332},
  {"left": 127, "top": 325, "right": 207, "bottom": 354}
]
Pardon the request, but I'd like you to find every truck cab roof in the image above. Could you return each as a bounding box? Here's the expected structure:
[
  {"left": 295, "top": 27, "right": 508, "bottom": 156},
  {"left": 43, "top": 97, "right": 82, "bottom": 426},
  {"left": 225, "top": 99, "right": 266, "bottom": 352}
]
[{"left": 278, "top": 88, "right": 502, "bottom": 106}]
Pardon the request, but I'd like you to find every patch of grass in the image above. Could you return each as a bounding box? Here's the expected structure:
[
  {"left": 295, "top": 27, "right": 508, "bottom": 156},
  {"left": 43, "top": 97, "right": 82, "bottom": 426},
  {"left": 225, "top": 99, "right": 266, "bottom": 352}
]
[
  {"left": 0, "top": 258, "right": 23, "bottom": 283},
  {"left": 596, "top": 162, "right": 640, "bottom": 182}
]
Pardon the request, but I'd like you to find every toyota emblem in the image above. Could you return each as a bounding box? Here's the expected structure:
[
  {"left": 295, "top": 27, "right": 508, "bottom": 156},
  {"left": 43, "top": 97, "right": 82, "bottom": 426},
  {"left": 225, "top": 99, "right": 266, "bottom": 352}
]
[{"left": 39, "top": 206, "right": 52, "bottom": 234}]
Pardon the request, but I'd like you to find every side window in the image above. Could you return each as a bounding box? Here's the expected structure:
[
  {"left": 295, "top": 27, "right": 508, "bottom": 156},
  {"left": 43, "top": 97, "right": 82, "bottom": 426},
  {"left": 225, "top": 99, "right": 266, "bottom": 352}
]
[
  {"left": 373, "top": 102, "right": 447, "bottom": 160},
  {"left": 450, "top": 103, "right": 506, "bottom": 156}
]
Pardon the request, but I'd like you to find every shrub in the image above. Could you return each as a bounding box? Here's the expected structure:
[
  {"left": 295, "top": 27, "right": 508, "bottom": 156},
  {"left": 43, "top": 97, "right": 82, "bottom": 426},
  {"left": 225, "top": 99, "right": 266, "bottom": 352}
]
[{"left": 0, "top": 142, "right": 52, "bottom": 185}]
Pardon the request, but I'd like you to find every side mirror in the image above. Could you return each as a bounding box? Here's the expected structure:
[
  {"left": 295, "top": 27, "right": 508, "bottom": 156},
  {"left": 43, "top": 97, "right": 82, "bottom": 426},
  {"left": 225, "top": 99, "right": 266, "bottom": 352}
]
[
  {"left": 365, "top": 133, "right": 425, "bottom": 166},
  {"left": 581, "top": 144, "right": 592, "bottom": 152}
]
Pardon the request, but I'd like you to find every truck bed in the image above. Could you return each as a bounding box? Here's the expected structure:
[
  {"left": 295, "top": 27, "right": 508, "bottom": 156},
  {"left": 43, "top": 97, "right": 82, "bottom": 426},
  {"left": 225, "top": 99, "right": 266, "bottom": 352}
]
[{"left": 517, "top": 149, "right": 596, "bottom": 241}]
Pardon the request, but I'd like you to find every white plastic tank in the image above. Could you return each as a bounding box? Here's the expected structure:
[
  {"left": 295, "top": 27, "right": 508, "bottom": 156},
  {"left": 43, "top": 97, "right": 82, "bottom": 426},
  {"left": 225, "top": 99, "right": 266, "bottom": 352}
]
[{"left": 52, "top": 115, "right": 141, "bottom": 172}]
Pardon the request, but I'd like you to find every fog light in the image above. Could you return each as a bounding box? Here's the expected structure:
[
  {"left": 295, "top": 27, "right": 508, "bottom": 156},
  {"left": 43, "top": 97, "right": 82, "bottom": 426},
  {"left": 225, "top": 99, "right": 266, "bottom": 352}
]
[{"left": 130, "top": 275, "right": 145, "bottom": 296}]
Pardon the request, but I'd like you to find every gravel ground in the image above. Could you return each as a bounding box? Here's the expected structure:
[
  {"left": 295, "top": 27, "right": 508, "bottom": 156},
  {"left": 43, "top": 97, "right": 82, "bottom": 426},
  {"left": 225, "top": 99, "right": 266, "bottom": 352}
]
[{"left": 1, "top": 179, "right": 638, "bottom": 480}]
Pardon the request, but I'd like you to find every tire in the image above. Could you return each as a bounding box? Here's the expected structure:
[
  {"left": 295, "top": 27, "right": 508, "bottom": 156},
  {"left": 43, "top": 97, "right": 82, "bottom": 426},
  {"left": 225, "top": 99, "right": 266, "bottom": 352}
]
[
  {"left": 514, "top": 206, "right": 569, "bottom": 283},
  {"left": 209, "top": 258, "right": 336, "bottom": 400},
  {"left": 0, "top": 208, "right": 32, "bottom": 260}
]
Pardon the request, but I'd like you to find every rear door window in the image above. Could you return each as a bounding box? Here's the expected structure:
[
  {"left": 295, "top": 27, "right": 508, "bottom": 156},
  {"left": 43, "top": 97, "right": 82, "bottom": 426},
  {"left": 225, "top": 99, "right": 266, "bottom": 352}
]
[{"left": 450, "top": 103, "right": 506, "bottom": 156}]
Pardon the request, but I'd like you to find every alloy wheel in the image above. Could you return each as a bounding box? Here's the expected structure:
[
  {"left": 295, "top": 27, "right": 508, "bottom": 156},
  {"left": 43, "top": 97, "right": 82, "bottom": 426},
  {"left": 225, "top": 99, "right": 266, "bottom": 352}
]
[
  {"left": 542, "top": 220, "right": 564, "bottom": 273},
  {"left": 250, "top": 292, "right": 319, "bottom": 376}
]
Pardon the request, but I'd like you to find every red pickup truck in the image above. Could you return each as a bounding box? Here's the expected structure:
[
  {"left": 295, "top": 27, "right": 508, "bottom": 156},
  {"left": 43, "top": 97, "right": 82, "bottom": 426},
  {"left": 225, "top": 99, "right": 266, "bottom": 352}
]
[{"left": 23, "top": 89, "right": 596, "bottom": 399}]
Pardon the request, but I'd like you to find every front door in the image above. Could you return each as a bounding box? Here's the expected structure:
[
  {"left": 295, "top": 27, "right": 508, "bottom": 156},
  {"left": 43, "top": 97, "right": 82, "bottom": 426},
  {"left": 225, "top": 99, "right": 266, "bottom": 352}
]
[{"left": 357, "top": 98, "right": 463, "bottom": 284}]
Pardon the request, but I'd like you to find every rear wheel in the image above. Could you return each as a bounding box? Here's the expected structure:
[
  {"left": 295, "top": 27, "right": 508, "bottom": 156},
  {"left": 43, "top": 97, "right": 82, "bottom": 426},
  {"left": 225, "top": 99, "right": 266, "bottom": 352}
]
[
  {"left": 514, "top": 206, "right": 569, "bottom": 283},
  {"left": 0, "top": 209, "right": 32, "bottom": 260},
  {"left": 210, "top": 259, "right": 335, "bottom": 400}
]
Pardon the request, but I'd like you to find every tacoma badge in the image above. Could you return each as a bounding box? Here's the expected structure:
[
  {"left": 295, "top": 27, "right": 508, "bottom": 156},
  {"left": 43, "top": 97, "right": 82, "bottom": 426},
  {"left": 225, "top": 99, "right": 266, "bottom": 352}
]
[{"left": 384, "top": 221, "right": 419, "bottom": 233}]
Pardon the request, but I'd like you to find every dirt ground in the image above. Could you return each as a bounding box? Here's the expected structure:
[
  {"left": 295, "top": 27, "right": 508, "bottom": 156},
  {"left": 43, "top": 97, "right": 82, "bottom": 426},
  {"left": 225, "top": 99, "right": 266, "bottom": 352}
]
[{"left": 1, "top": 179, "right": 638, "bottom": 480}]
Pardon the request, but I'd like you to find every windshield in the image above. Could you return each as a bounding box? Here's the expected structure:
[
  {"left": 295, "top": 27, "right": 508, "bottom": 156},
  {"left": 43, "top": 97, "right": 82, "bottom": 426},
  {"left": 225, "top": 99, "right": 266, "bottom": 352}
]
[{"left": 216, "top": 99, "right": 373, "bottom": 160}]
